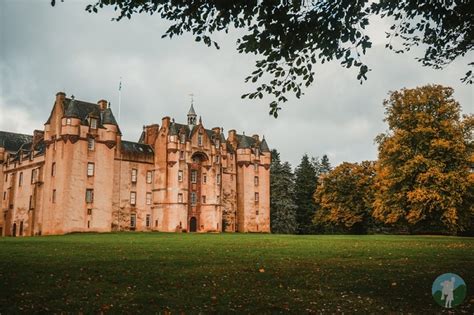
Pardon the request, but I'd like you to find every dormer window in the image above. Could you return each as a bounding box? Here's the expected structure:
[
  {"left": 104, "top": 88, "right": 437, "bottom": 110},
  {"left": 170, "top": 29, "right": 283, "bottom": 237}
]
[
  {"left": 215, "top": 140, "right": 220, "bottom": 149},
  {"left": 89, "top": 118, "right": 98, "bottom": 129},
  {"left": 180, "top": 134, "right": 186, "bottom": 144},
  {"left": 66, "top": 118, "right": 72, "bottom": 125},
  {"left": 198, "top": 134, "right": 203, "bottom": 146}
]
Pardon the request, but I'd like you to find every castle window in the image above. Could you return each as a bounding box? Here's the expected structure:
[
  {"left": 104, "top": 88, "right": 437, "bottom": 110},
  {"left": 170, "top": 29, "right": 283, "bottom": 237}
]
[
  {"left": 146, "top": 171, "right": 153, "bottom": 184},
  {"left": 51, "top": 162, "right": 56, "bottom": 177},
  {"left": 66, "top": 118, "right": 72, "bottom": 125},
  {"left": 230, "top": 154, "right": 233, "bottom": 161},
  {"left": 146, "top": 192, "right": 152, "bottom": 205},
  {"left": 255, "top": 192, "right": 259, "bottom": 202},
  {"left": 87, "top": 220, "right": 90, "bottom": 228},
  {"left": 3, "top": 192, "right": 6, "bottom": 200},
  {"left": 191, "top": 170, "right": 197, "bottom": 183},
  {"left": 180, "top": 151, "right": 185, "bottom": 160},
  {"left": 254, "top": 163, "right": 258, "bottom": 171},
  {"left": 85, "top": 189, "right": 93, "bottom": 203},
  {"left": 198, "top": 134, "right": 203, "bottom": 146},
  {"left": 19, "top": 172, "right": 23, "bottom": 186},
  {"left": 178, "top": 170, "right": 183, "bottom": 182},
  {"left": 130, "top": 192, "right": 137, "bottom": 205},
  {"left": 89, "top": 118, "right": 98, "bottom": 129},
  {"left": 178, "top": 193, "right": 183, "bottom": 203},
  {"left": 191, "top": 192, "right": 197, "bottom": 205},
  {"left": 31, "top": 168, "right": 38, "bottom": 184},
  {"left": 87, "top": 138, "right": 95, "bottom": 151},
  {"left": 52, "top": 189, "right": 57, "bottom": 203},
  {"left": 87, "top": 163, "right": 95, "bottom": 177},
  {"left": 146, "top": 214, "right": 151, "bottom": 227},
  {"left": 29, "top": 195, "right": 34, "bottom": 210},
  {"left": 217, "top": 195, "right": 220, "bottom": 203},
  {"left": 202, "top": 174, "right": 207, "bottom": 184},
  {"left": 4, "top": 174, "right": 7, "bottom": 183},
  {"left": 180, "top": 134, "right": 186, "bottom": 144},
  {"left": 87, "top": 209, "right": 92, "bottom": 215},
  {"left": 255, "top": 148, "right": 260, "bottom": 158},
  {"left": 217, "top": 174, "right": 221, "bottom": 185},
  {"left": 130, "top": 214, "right": 136, "bottom": 228},
  {"left": 202, "top": 196, "right": 206, "bottom": 204},
  {"left": 131, "top": 169, "right": 137, "bottom": 183},
  {"left": 254, "top": 176, "right": 259, "bottom": 186},
  {"left": 215, "top": 140, "right": 220, "bottom": 149},
  {"left": 215, "top": 155, "right": 220, "bottom": 163}
]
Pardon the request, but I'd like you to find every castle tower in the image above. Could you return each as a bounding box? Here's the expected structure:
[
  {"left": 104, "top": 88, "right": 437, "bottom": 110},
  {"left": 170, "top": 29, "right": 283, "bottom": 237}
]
[{"left": 187, "top": 103, "right": 197, "bottom": 126}]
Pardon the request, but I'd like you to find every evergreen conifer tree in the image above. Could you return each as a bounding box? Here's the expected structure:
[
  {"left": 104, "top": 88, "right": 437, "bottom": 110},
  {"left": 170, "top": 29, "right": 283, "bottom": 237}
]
[{"left": 294, "top": 154, "right": 318, "bottom": 234}]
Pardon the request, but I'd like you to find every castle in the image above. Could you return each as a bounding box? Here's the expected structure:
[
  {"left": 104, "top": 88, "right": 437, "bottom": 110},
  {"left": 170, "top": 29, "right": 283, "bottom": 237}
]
[{"left": 0, "top": 92, "right": 270, "bottom": 236}]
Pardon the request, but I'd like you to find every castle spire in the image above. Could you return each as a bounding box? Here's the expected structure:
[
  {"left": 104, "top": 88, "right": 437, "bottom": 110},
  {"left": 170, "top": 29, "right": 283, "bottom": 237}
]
[{"left": 187, "top": 94, "right": 197, "bottom": 126}]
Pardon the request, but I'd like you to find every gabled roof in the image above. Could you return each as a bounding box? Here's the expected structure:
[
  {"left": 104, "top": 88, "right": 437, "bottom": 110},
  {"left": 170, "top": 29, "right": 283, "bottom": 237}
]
[
  {"left": 260, "top": 137, "right": 270, "bottom": 152},
  {"left": 102, "top": 108, "right": 118, "bottom": 125},
  {"left": 188, "top": 104, "right": 197, "bottom": 116},
  {"left": 237, "top": 134, "right": 256, "bottom": 149},
  {"left": 121, "top": 140, "right": 154, "bottom": 155},
  {"left": 0, "top": 131, "right": 33, "bottom": 153}
]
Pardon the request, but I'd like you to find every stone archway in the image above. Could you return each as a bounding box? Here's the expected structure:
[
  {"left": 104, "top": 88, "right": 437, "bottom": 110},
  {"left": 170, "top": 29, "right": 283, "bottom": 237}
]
[{"left": 189, "top": 217, "right": 197, "bottom": 232}]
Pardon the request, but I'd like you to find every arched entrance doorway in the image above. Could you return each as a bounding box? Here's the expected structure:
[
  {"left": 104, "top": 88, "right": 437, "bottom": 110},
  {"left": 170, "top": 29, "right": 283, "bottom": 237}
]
[
  {"left": 189, "top": 217, "right": 197, "bottom": 232},
  {"left": 12, "top": 223, "right": 17, "bottom": 237}
]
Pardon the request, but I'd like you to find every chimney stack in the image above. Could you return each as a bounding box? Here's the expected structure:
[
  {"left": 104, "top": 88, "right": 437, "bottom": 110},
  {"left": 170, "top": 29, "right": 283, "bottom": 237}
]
[
  {"left": 212, "top": 127, "right": 221, "bottom": 134},
  {"left": 252, "top": 134, "right": 260, "bottom": 142},
  {"left": 56, "top": 91, "right": 66, "bottom": 103},
  {"left": 97, "top": 99, "right": 108, "bottom": 111},
  {"left": 161, "top": 116, "right": 171, "bottom": 129}
]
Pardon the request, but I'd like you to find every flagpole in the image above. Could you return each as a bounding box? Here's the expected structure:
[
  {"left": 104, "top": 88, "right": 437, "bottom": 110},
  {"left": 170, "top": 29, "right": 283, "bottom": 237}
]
[{"left": 117, "top": 77, "right": 123, "bottom": 232}]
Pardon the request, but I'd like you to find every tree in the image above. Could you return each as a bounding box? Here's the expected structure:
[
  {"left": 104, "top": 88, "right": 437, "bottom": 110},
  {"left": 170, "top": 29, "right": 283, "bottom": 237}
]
[
  {"left": 270, "top": 149, "right": 298, "bottom": 234},
  {"left": 294, "top": 154, "right": 318, "bottom": 234},
  {"left": 314, "top": 161, "right": 376, "bottom": 234},
  {"left": 317, "top": 154, "right": 332, "bottom": 176},
  {"left": 52, "top": 0, "right": 473, "bottom": 117},
  {"left": 373, "top": 85, "right": 474, "bottom": 234}
]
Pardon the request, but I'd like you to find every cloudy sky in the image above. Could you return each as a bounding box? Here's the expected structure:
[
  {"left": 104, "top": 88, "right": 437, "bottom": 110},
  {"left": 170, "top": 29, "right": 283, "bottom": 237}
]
[{"left": 1, "top": 1, "right": 472, "bottom": 167}]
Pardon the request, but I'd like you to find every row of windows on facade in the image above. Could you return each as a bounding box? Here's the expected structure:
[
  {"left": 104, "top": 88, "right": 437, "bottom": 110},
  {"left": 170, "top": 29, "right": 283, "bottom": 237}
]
[
  {"left": 79, "top": 213, "right": 154, "bottom": 230},
  {"left": 65, "top": 117, "right": 98, "bottom": 129},
  {"left": 176, "top": 133, "right": 220, "bottom": 149}
]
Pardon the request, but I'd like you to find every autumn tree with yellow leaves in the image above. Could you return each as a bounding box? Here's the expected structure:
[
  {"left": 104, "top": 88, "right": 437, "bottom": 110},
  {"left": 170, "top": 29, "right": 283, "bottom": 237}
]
[
  {"left": 314, "top": 161, "right": 376, "bottom": 234},
  {"left": 373, "top": 85, "right": 474, "bottom": 234}
]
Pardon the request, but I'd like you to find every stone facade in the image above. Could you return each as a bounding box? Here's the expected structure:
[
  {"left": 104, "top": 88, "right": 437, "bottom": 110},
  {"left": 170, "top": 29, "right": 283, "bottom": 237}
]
[{"left": 0, "top": 92, "right": 271, "bottom": 236}]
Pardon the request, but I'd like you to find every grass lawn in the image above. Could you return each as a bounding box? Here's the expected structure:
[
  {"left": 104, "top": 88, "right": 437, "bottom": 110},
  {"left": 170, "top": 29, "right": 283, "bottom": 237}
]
[{"left": 0, "top": 233, "right": 473, "bottom": 313}]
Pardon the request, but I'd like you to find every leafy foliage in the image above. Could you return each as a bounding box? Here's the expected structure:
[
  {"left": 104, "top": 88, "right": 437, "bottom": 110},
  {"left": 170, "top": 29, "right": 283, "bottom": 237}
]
[
  {"left": 51, "top": 0, "right": 473, "bottom": 117},
  {"left": 270, "top": 149, "right": 298, "bottom": 234},
  {"left": 294, "top": 154, "right": 318, "bottom": 234},
  {"left": 373, "top": 85, "right": 474, "bottom": 233},
  {"left": 314, "top": 161, "right": 376, "bottom": 234}
]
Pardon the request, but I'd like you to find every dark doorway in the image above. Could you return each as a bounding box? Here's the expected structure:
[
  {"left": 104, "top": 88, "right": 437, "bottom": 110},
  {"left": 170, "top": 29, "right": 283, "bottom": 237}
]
[
  {"left": 19, "top": 221, "right": 23, "bottom": 236},
  {"left": 12, "top": 223, "right": 17, "bottom": 237},
  {"left": 189, "top": 217, "right": 197, "bottom": 232}
]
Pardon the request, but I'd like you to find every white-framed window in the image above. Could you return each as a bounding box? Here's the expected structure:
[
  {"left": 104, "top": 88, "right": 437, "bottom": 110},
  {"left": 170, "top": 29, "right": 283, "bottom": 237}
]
[
  {"left": 191, "top": 192, "right": 197, "bottom": 205},
  {"left": 178, "top": 193, "right": 183, "bottom": 203},
  {"left": 87, "top": 138, "right": 95, "bottom": 151},
  {"left": 19, "top": 172, "right": 23, "bottom": 186},
  {"left": 180, "top": 133, "right": 186, "bottom": 144},
  {"left": 191, "top": 170, "right": 197, "bottom": 183},
  {"left": 254, "top": 176, "right": 259, "bottom": 186},
  {"left": 130, "top": 214, "right": 136, "bottom": 228},
  {"left": 178, "top": 170, "right": 183, "bottom": 182},
  {"left": 230, "top": 154, "right": 233, "bottom": 161},
  {"left": 215, "top": 140, "right": 220, "bottom": 149},
  {"left": 146, "top": 192, "right": 152, "bottom": 205},
  {"left": 198, "top": 134, "right": 203, "bottom": 146},
  {"left": 51, "top": 162, "right": 56, "bottom": 177},
  {"left": 87, "top": 162, "right": 95, "bottom": 177},
  {"left": 131, "top": 169, "right": 137, "bottom": 183},
  {"left": 146, "top": 214, "right": 151, "bottom": 227},
  {"left": 255, "top": 192, "right": 259, "bottom": 202},
  {"left": 146, "top": 171, "right": 153, "bottom": 184},
  {"left": 202, "top": 195, "right": 206, "bottom": 204},
  {"left": 89, "top": 118, "right": 98, "bottom": 129},
  {"left": 217, "top": 174, "right": 221, "bottom": 185},
  {"left": 85, "top": 189, "right": 93, "bottom": 203},
  {"left": 66, "top": 118, "right": 72, "bottom": 125},
  {"left": 130, "top": 191, "right": 137, "bottom": 205},
  {"left": 202, "top": 174, "right": 207, "bottom": 184}
]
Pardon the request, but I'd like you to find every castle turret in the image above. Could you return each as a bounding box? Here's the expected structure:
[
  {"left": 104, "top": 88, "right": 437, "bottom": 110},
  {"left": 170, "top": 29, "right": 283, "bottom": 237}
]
[{"left": 187, "top": 104, "right": 197, "bottom": 126}]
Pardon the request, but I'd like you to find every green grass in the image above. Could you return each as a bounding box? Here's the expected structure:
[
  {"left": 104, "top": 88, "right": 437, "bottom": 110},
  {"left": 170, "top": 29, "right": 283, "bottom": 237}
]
[{"left": 0, "top": 233, "right": 473, "bottom": 313}]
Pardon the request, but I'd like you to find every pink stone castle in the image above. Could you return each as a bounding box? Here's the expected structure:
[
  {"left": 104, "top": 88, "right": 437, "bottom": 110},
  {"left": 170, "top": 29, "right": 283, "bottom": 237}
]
[{"left": 0, "top": 92, "right": 270, "bottom": 236}]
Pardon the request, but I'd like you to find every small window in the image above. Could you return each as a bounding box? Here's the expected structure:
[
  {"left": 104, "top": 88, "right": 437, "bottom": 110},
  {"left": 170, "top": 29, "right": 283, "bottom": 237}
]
[
  {"left": 87, "top": 162, "right": 95, "bottom": 177},
  {"left": 131, "top": 169, "right": 137, "bottom": 183},
  {"left": 52, "top": 189, "right": 57, "bottom": 203},
  {"left": 191, "top": 170, "right": 197, "bottom": 183},
  {"left": 254, "top": 163, "right": 258, "bottom": 171},
  {"left": 198, "top": 134, "right": 203, "bottom": 146},
  {"left": 87, "top": 220, "right": 90, "bottom": 228},
  {"left": 19, "top": 172, "right": 23, "bottom": 186},
  {"left": 255, "top": 192, "right": 259, "bottom": 202},
  {"left": 29, "top": 195, "right": 34, "bottom": 210},
  {"left": 31, "top": 169, "right": 38, "bottom": 184},
  {"left": 178, "top": 193, "right": 183, "bottom": 203},
  {"left": 51, "top": 162, "right": 56, "bottom": 177},
  {"left": 217, "top": 195, "right": 220, "bottom": 203},
  {"left": 130, "top": 214, "right": 136, "bottom": 228},
  {"left": 66, "top": 118, "right": 72, "bottom": 125},
  {"left": 4, "top": 174, "right": 7, "bottom": 183},
  {"left": 178, "top": 170, "right": 183, "bottom": 182},
  {"left": 130, "top": 192, "right": 136, "bottom": 205},
  {"left": 191, "top": 192, "right": 197, "bottom": 205},
  {"left": 87, "top": 208, "right": 92, "bottom": 215},
  {"left": 215, "top": 155, "right": 220, "bottom": 163},
  {"left": 217, "top": 174, "right": 221, "bottom": 185},
  {"left": 87, "top": 138, "right": 95, "bottom": 151},
  {"left": 146, "top": 192, "right": 152, "bottom": 205},
  {"left": 255, "top": 148, "right": 260, "bottom": 158},
  {"left": 90, "top": 118, "right": 98, "bottom": 129},
  {"left": 146, "top": 214, "right": 151, "bottom": 227},
  {"left": 180, "top": 151, "right": 185, "bottom": 160},
  {"left": 202, "top": 174, "right": 207, "bottom": 184},
  {"left": 3, "top": 191, "right": 6, "bottom": 200},
  {"left": 146, "top": 171, "right": 153, "bottom": 184},
  {"left": 254, "top": 176, "right": 259, "bottom": 186},
  {"left": 202, "top": 196, "right": 206, "bottom": 204},
  {"left": 180, "top": 134, "right": 186, "bottom": 144},
  {"left": 230, "top": 154, "right": 233, "bottom": 161},
  {"left": 86, "top": 189, "right": 93, "bottom": 203},
  {"left": 215, "top": 140, "right": 220, "bottom": 149}
]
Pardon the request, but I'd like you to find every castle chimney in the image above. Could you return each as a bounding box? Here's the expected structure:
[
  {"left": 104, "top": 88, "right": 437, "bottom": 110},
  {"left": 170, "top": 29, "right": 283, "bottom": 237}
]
[
  {"left": 161, "top": 116, "right": 171, "bottom": 129},
  {"left": 212, "top": 127, "right": 221, "bottom": 134},
  {"left": 97, "top": 99, "right": 108, "bottom": 111},
  {"left": 252, "top": 134, "right": 259, "bottom": 142},
  {"left": 56, "top": 91, "right": 66, "bottom": 103},
  {"left": 228, "top": 129, "right": 236, "bottom": 141}
]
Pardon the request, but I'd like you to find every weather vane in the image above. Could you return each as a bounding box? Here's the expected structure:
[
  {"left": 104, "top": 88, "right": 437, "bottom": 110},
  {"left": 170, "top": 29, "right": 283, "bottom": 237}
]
[{"left": 189, "top": 93, "right": 194, "bottom": 106}]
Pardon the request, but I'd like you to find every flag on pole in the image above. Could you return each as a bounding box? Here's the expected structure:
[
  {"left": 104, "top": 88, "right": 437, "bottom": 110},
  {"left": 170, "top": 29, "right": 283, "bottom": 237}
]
[{"left": 119, "top": 79, "right": 122, "bottom": 91}]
